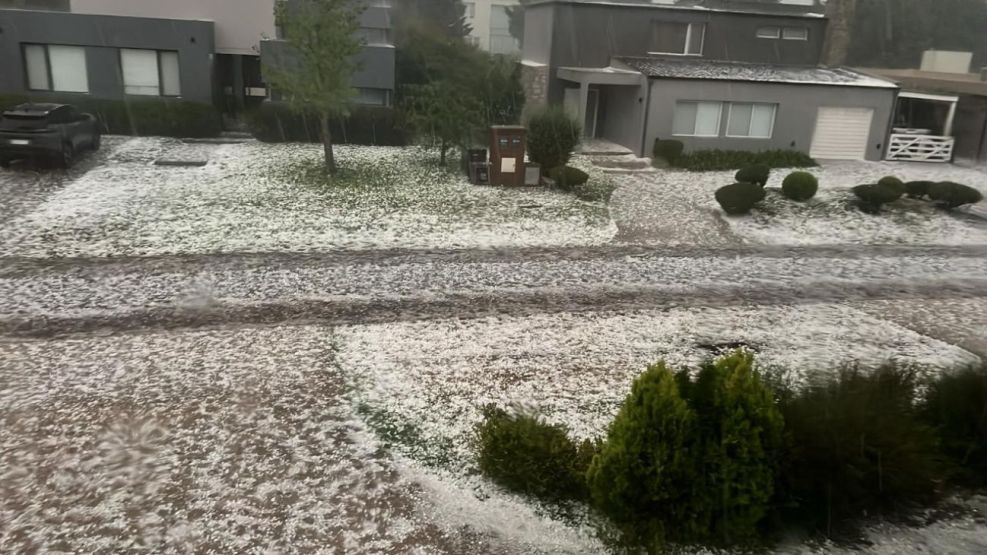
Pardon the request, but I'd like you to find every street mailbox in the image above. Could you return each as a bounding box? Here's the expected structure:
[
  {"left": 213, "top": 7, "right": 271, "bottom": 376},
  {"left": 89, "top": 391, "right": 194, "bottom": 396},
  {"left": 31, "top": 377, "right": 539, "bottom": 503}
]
[{"left": 490, "top": 125, "right": 526, "bottom": 186}]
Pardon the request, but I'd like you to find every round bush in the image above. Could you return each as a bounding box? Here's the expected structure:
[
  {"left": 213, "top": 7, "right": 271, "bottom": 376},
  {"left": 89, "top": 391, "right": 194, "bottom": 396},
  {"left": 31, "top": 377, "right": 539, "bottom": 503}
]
[
  {"left": 476, "top": 405, "right": 594, "bottom": 500},
  {"left": 904, "top": 180, "right": 935, "bottom": 199},
  {"left": 781, "top": 171, "right": 819, "bottom": 201},
  {"left": 653, "top": 139, "right": 685, "bottom": 163},
  {"left": 548, "top": 165, "right": 590, "bottom": 191},
  {"left": 877, "top": 176, "right": 905, "bottom": 195},
  {"left": 526, "top": 107, "right": 581, "bottom": 170},
  {"left": 735, "top": 164, "right": 771, "bottom": 187},
  {"left": 715, "top": 182, "right": 766, "bottom": 215},
  {"left": 928, "top": 181, "right": 984, "bottom": 209},
  {"left": 852, "top": 183, "right": 903, "bottom": 213}
]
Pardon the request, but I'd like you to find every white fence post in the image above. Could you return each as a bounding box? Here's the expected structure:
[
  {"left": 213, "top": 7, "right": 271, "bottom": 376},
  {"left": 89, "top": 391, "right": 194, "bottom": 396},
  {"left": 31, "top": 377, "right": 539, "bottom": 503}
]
[{"left": 886, "top": 134, "right": 955, "bottom": 163}]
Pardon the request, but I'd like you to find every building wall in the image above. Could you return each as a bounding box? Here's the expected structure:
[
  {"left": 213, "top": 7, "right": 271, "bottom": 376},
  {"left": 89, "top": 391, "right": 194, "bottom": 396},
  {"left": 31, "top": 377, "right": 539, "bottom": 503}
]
[
  {"left": 69, "top": 0, "right": 275, "bottom": 56},
  {"left": 642, "top": 79, "right": 895, "bottom": 161},
  {"left": 953, "top": 95, "right": 987, "bottom": 161},
  {"left": 464, "top": 0, "right": 519, "bottom": 54},
  {"left": 0, "top": 9, "right": 215, "bottom": 102}
]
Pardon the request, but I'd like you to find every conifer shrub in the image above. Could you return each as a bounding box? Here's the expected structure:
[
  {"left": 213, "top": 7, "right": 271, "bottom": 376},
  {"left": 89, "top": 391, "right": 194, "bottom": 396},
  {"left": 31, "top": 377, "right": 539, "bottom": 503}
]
[
  {"left": 927, "top": 181, "right": 984, "bottom": 209},
  {"left": 852, "top": 183, "right": 903, "bottom": 214},
  {"left": 781, "top": 171, "right": 819, "bottom": 201},
  {"left": 877, "top": 176, "right": 905, "bottom": 196},
  {"left": 526, "top": 107, "right": 581, "bottom": 170},
  {"left": 715, "top": 182, "right": 767, "bottom": 215},
  {"left": 547, "top": 165, "right": 589, "bottom": 191},
  {"left": 904, "top": 180, "right": 935, "bottom": 199},
  {"left": 735, "top": 164, "right": 771, "bottom": 187},
  {"left": 653, "top": 139, "right": 685, "bottom": 164}
]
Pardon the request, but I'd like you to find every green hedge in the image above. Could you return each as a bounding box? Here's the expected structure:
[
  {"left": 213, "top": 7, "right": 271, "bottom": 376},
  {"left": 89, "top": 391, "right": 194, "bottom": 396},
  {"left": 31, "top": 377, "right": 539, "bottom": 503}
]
[
  {"left": 0, "top": 94, "right": 221, "bottom": 138},
  {"left": 245, "top": 101, "right": 408, "bottom": 145},
  {"left": 675, "top": 149, "right": 817, "bottom": 172}
]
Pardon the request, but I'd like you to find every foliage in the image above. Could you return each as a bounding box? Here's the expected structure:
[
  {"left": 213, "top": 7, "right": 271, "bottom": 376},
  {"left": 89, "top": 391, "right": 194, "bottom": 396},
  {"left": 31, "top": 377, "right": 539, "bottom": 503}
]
[
  {"left": 476, "top": 405, "right": 594, "bottom": 500},
  {"left": 506, "top": 0, "right": 532, "bottom": 43},
  {"left": 391, "top": 0, "right": 471, "bottom": 42},
  {"left": 547, "top": 166, "right": 589, "bottom": 191},
  {"left": 573, "top": 179, "right": 617, "bottom": 203},
  {"left": 245, "top": 102, "right": 407, "bottom": 145},
  {"left": 852, "top": 183, "right": 903, "bottom": 213},
  {"left": 927, "top": 181, "right": 984, "bottom": 209},
  {"left": 0, "top": 94, "right": 220, "bottom": 138},
  {"left": 675, "top": 149, "right": 817, "bottom": 172},
  {"left": 652, "top": 139, "right": 685, "bottom": 164},
  {"left": 527, "top": 107, "right": 581, "bottom": 170},
  {"left": 781, "top": 171, "right": 819, "bottom": 201},
  {"left": 877, "top": 176, "right": 905, "bottom": 195},
  {"left": 905, "top": 180, "right": 935, "bottom": 199},
  {"left": 264, "top": 0, "right": 364, "bottom": 174},
  {"left": 715, "top": 182, "right": 767, "bottom": 215},
  {"left": 735, "top": 164, "right": 771, "bottom": 187},
  {"left": 921, "top": 365, "right": 987, "bottom": 486},
  {"left": 776, "top": 365, "right": 943, "bottom": 536}
]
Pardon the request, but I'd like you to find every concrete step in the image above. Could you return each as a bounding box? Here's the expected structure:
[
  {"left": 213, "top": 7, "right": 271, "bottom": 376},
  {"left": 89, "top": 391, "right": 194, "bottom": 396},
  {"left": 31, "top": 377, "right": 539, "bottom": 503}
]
[{"left": 599, "top": 167, "right": 658, "bottom": 175}]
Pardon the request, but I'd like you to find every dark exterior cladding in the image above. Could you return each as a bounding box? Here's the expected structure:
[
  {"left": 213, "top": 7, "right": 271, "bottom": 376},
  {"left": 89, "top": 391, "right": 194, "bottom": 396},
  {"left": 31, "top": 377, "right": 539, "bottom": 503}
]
[{"left": 0, "top": 9, "right": 216, "bottom": 103}]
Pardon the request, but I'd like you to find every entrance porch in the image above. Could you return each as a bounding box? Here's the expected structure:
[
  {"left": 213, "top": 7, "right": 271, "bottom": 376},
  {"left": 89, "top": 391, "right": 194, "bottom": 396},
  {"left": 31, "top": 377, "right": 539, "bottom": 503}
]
[
  {"left": 557, "top": 66, "right": 646, "bottom": 154},
  {"left": 887, "top": 91, "right": 959, "bottom": 162}
]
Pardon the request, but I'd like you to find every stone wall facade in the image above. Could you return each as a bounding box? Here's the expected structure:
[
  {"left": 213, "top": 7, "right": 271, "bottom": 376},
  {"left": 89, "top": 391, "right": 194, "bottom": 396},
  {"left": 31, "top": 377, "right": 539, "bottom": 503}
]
[{"left": 520, "top": 63, "right": 550, "bottom": 121}]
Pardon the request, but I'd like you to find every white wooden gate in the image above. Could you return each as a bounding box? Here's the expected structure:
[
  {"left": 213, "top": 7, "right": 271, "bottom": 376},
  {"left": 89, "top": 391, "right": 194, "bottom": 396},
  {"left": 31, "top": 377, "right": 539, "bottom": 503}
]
[{"left": 886, "top": 134, "right": 955, "bottom": 162}]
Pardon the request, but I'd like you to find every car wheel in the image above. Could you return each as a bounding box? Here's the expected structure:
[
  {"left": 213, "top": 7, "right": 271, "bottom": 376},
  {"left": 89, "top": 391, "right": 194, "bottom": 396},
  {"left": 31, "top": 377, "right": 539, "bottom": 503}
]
[
  {"left": 92, "top": 133, "right": 102, "bottom": 151},
  {"left": 59, "top": 143, "right": 74, "bottom": 169}
]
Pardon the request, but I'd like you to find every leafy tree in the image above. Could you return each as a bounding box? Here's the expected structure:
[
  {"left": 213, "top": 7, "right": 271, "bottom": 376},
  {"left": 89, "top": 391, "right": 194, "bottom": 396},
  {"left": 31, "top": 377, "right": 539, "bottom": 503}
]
[
  {"left": 263, "top": 0, "right": 363, "bottom": 175},
  {"left": 506, "top": 0, "right": 531, "bottom": 43},
  {"left": 392, "top": 0, "right": 471, "bottom": 43}
]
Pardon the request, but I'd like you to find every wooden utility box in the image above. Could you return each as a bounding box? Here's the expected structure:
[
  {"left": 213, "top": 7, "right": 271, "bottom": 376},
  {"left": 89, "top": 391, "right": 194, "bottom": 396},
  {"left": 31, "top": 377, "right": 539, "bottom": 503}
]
[{"left": 490, "top": 125, "right": 526, "bottom": 186}]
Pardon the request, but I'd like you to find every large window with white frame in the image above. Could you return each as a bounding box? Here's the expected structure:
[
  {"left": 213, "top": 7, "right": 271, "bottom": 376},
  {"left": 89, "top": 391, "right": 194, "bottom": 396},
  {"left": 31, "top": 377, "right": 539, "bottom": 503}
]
[
  {"left": 672, "top": 101, "right": 722, "bottom": 137},
  {"left": 23, "top": 44, "right": 90, "bottom": 93},
  {"left": 651, "top": 21, "right": 705, "bottom": 56},
  {"left": 120, "top": 49, "right": 181, "bottom": 96},
  {"left": 726, "top": 102, "right": 777, "bottom": 138}
]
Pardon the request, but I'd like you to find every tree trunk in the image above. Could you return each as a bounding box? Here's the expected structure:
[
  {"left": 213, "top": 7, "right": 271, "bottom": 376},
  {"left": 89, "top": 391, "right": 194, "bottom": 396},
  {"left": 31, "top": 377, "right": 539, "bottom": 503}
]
[
  {"left": 823, "top": 0, "right": 858, "bottom": 66},
  {"left": 319, "top": 113, "right": 337, "bottom": 175}
]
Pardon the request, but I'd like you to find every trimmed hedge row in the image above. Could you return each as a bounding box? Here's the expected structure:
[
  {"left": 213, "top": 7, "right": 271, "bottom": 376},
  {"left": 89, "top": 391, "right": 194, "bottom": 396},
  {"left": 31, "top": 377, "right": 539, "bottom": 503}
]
[
  {"left": 0, "top": 94, "right": 221, "bottom": 138},
  {"left": 675, "top": 147, "right": 817, "bottom": 172},
  {"left": 245, "top": 101, "right": 408, "bottom": 145}
]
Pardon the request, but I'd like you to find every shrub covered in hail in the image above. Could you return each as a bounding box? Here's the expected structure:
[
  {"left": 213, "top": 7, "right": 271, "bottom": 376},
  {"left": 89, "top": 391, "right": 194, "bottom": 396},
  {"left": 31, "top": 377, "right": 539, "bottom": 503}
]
[
  {"left": 476, "top": 404, "right": 594, "bottom": 500},
  {"left": 927, "top": 181, "right": 984, "bottom": 209},
  {"left": 781, "top": 171, "right": 819, "bottom": 201},
  {"left": 735, "top": 164, "right": 771, "bottom": 187},
  {"left": 905, "top": 180, "right": 935, "bottom": 199},
  {"left": 921, "top": 365, "right": 987, "bottom": 486},
  {"left": 526, "top": 107, "right": 581, "bottom": 170},
  {"left": 715, "top": 182, "right": 766, "bottom": 215},
  {"left": 852, "top": 183, "right": 902, "bottom": 213},
  {"left": 653, "top": 139, "right": 685, "bottom": 163},
  {"left": 548, "top": 165, "right": 590, "bottom": 191},
  {"left": 574, "top": 179, "right": 617, "bottom": 203},
  {"left": 877, "top": 176, "right": 905, "bottom": 195}
]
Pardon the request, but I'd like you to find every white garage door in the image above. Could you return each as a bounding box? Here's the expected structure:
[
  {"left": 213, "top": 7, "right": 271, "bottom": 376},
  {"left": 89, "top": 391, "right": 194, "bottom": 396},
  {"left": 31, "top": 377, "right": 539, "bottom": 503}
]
[{"left": 809, "top": 107, "right": 874, "bottom": 160}]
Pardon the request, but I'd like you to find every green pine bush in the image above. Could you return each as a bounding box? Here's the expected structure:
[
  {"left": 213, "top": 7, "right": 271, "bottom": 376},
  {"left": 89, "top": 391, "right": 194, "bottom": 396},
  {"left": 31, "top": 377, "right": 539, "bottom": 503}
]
[
  {"left": 653, "top": 139, "right": 685, "bottom": 164},
  {"left": 877, "top": 176, "right": 905, "bottom": 196},
  {"left": 674, "top": 149, "right": 817, "bottom": 171},
  {"left": 476, "top": 405, "right": 594, "bottom": 500},
  {"left": 781, "top": 171, "right": 819, "bottom": 201},
  {"left": 548, "top": 165, "right": 590, "bottom": 191},
  {"left": 905, "top": 180, "right": 935, "bottom": 199},
  {"left": 921, "top": 365, "right": 987, "bottom": 487},
  {"left": 928, "top": 181, "right": 984, "bottom": 209},
  {"left": 715, "top": 182, "right": 767, "bottom": 215},
  {"left": 852, "top": 183, "right": 903, "bottom": 214},
  {"left": 526, "top": 107, "right": 581, "bottom": 170},
  {"left": 735, "top": 164, "right": 771, "bottom": 187}
]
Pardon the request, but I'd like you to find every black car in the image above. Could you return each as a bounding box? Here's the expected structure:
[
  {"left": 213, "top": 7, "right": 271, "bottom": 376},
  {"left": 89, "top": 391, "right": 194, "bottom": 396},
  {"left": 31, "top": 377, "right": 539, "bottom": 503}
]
[{"left": 0, "top": 103, "right": 101, "bottom": 169}]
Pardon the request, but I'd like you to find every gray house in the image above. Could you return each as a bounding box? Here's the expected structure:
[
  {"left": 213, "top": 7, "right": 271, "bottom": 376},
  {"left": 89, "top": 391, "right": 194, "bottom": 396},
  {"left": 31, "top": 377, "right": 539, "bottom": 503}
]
[
  {"left": 0, "top": 0, "right": 395, "bottom": 117},
  {"left": 521, "top": 0, "right": 899, "bottom": 161}
]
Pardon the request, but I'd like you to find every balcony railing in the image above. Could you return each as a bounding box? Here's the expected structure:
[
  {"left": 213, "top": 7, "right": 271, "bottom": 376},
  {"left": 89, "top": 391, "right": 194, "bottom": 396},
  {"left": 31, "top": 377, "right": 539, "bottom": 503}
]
[{"left": 886, "top": 133, "right": 955, "bottom": 163}]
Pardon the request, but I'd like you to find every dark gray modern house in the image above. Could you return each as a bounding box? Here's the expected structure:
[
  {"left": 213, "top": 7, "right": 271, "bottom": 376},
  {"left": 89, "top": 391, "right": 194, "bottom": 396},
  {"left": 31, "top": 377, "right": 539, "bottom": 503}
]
[
  {"left": 0, "top": 0, "right": 395, "bottom": 119},
  {"left": 521, "top": 0, "right": 900, "bottom": 161}
]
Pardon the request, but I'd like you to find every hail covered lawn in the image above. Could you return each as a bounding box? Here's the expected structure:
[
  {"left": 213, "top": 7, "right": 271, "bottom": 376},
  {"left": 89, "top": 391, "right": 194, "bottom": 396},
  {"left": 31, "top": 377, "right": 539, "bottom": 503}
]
[
  {"left": 0, "top": 139, "right": 614, "bottom": 257},
  {"left": 638, "top": 160, "right": 987, "bottom": 246}
]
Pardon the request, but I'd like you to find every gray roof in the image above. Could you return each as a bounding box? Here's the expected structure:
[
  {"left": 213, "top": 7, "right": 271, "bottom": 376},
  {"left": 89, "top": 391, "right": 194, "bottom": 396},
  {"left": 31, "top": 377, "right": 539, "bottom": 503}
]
[{"left": 615, "top": 57, "right": 899, "bottom": 89}]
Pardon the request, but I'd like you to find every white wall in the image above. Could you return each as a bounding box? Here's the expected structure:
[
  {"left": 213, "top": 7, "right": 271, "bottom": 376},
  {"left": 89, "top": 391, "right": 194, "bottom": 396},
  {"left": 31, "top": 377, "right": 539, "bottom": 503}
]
[
  {"left": 71, "top": 0, "right": 276, "bottom": 55},
  {"left": 464, "top": 0, "right": 519, "bottom": 54},
  {"left": 920, "top": 50, "right": 973, "bottom": 75}
]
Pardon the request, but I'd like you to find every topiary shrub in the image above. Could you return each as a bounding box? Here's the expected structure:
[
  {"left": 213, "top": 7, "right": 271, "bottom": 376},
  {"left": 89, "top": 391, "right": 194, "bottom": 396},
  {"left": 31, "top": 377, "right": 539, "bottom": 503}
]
[
  {"left": 927, "top": 181, "right": 984, "bottom": 209},
  {"left": 735, "top": 164, "right": 771, "bottom": 187},
  {"left": 653, "top": 139, "right": 685, "bottom": 164},
  {"left": 877, "top": 176, "right": 905, "bottom": 196},
  {"left": 921, "top": 365, "right": 987, "bottom": 487},
  {"left": 781, "top": 171, "right": 819, "bottom": 201},
  {"left": 715, "top": 182, "right": 767, "bottom": 215},
  {"left": 776, "top": 365, "right": 943, "bottom": 536},
  {"left": 586, "top": 362, "right": 699, "bottom": 547},
  {"left": 675, "top": 149, "right": 816, "bottom": 172},
  {"left": 476, "top": 405, "right": 595, "bottom": 500},
  {"left": 852, "top": 183, "right": 903, "bottom": 214},
  {"left": 548, "top": 165, "right": 590, "bottom": 191},
  {"left": 905, "top": 180, "right": 935, "bottom": 199},
  {"left": 526, "top": 107, "right": 581, "bottom": 170}
]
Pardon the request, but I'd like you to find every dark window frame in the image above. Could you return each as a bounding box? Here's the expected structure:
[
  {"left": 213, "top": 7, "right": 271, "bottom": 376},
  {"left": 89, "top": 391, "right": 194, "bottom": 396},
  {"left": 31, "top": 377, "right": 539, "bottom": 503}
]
[
  {"left": 649, "top": 21, "right": 705, "bottom": 57},
  {"left": 118, "top": 48, "right": 182, "bottom": 97},
  {"left": 22, "top": 42, "right": 90, "bottom": 94}
]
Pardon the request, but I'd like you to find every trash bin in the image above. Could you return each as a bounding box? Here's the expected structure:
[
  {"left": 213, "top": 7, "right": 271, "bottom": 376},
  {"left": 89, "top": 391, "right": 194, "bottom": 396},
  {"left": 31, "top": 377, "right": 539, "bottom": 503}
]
[
  {"left": 524, "top": 163, "right": 541, "bottom": 186},
  {"left": 470, "top": 161, "right": 490, "bottom": 184}
]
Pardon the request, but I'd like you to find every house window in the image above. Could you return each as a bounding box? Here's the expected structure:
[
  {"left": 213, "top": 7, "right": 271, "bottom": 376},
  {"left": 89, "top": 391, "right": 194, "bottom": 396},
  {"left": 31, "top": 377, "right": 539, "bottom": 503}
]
[
  {"left": 354, "top": 87, "right": 388, "bottom": 106},
  {"left": 756, "top": 26, "right": 781, "bottom": 39},
  {"left": 120, "top": 49, "right": 181, "bottom": 96},
  {"left": 673, "top": 101, "right": 722, "bottom": 137},
  {"left": 651, "top": 21, "right": 705, "bottom": 56},
  {"left": 782, "top": 27, "right": 809, "bottom": 40},
  {"left": 358, "top": 27, "right": 390, "bottom": 45},
  {"left": 726, "top": 103, "right": 777, "bottom": 138},
  {"left": 465, "top": 1, "right": 475, "bottom": 18},
  {"left": 23, "top": 44, "right": 89, "bottom": 93}
]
